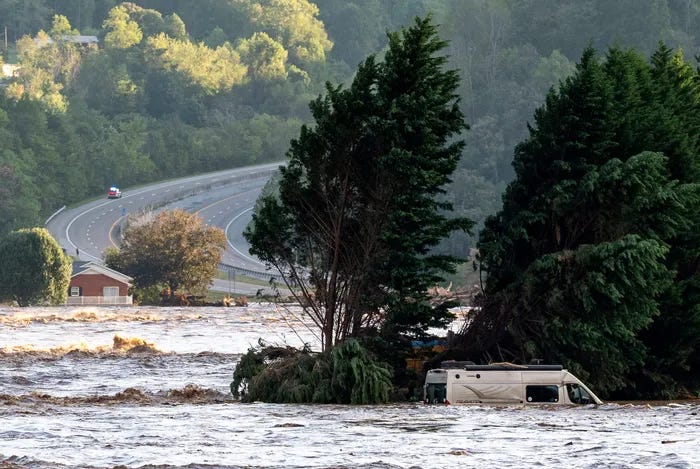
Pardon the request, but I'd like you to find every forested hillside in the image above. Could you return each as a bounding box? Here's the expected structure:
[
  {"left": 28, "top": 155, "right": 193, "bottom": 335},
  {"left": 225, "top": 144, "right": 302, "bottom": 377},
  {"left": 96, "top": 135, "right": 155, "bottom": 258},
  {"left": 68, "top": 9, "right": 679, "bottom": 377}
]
[{"left": 1, "top": 0, "right": 699, "bottom": 252}]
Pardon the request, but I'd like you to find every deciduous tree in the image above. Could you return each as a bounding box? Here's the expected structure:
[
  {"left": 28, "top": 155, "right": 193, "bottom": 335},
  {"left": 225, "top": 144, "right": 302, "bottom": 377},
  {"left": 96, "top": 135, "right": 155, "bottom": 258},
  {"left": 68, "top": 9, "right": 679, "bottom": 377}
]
[
  {"left": 145, "top": 33, "right": 247, "bottom": 94},
  {"left": 105, "top": 209, "right": 227, "bottom": 299},
  {"left": 0, "top": 227, "right": 72, "bottom": 306},
  {"left": 242, "top": 0, "right": 333, "bottom": 66},
  {"left": 13, "top": 21, "right": 83, "bottom": 113},
  {"left": 237, "top": 32, "right": 288, "bottom": 81},
  {"left": 103, "top": 4, "right": 143, "bottom": 49}
]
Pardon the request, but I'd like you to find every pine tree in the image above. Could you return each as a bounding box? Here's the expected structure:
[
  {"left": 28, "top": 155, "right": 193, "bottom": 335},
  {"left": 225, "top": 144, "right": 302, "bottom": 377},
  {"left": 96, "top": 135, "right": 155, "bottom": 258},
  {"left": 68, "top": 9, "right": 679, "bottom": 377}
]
[
  {"left": 245, "top": 16, "right": 472, "bottom": 351},
  {"left": 635, "top": 45, "right": 700, "bottom": 397},
  {"left": 467, "top": 45, "right": 700, "bottom": 397}
]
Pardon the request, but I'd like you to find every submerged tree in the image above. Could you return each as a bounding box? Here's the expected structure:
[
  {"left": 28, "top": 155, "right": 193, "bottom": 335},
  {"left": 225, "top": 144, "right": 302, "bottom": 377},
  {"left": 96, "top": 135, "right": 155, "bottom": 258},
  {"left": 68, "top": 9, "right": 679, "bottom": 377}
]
[
  {"left": 465, "top": 45, "right": 700, "bottom": 397},
  {"left": 105, "top": 209, "right": 227, "bottom": 300},
  {"left": 245, "top": 16, "right": 472, "bottom": 352},
  {"left": 231, "top": 338, "right": 392, "bottom": 404},
  {"left": 0, "top": 227, "right": 72, "bottom": 306}
]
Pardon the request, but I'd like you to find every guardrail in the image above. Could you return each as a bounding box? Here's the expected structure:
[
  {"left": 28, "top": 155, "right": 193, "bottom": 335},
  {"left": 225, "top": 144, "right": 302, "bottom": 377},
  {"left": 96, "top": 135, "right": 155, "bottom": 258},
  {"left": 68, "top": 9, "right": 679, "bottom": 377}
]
[
  {"left": 45, "top": 205, "right": 66, "bottom": 226},
  {"left": 131, "top": 167, "right": 279, "bottom": 217},
  {"left": 218, "top": 262, "right": 284, "bottom": 283},
  {"left": 50, "top": 165, "right": 283, "bottom": 283}
]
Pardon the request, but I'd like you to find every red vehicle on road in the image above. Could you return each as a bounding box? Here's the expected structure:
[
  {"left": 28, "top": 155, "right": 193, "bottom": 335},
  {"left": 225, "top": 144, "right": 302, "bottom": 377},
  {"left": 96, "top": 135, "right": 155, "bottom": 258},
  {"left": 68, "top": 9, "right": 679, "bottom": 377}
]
[{"left": 107, "top": 186, "right": 122, "bottom": 199}]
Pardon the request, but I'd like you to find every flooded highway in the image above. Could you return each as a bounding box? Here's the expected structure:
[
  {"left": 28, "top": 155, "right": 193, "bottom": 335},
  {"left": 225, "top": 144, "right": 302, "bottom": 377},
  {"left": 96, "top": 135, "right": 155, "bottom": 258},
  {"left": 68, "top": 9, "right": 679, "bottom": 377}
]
[{"left": 1, "top": 306, "right": 698, "bottom": 469}]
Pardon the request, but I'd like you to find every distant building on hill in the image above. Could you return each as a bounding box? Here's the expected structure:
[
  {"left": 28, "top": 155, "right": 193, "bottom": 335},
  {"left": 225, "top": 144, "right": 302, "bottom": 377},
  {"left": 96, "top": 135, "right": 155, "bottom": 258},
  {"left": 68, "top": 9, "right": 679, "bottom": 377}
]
[
  {"left": 1, "top": 63, "right": 19, "bottom": 78},
  {"left": 59, "top": 35, "right": 99, "bottom": 47},
  {"left": 36, "top": 35, "right": 99, "bottom": 48}
]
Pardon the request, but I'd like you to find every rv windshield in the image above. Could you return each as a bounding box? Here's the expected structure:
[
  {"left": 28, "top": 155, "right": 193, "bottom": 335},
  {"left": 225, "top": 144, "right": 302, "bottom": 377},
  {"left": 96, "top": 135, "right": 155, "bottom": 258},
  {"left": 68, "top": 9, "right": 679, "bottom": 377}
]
[{"left": 566, "top": 383, "right": 593, "bottom": 404}]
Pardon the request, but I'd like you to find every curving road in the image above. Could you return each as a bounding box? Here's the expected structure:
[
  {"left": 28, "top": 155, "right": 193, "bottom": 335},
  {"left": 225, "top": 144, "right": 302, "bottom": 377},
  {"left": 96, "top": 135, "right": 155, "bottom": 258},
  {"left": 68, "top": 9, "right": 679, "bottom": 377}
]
[{"left": 45, "top": 162, "right": 284, "bottom": 294}]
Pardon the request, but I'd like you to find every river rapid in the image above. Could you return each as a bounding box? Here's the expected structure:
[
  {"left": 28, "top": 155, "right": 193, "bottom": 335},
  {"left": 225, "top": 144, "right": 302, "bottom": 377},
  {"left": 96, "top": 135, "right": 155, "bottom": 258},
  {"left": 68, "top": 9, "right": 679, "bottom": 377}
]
[{"left": 0, "top": 305, "right": 698, "bottom": 469}]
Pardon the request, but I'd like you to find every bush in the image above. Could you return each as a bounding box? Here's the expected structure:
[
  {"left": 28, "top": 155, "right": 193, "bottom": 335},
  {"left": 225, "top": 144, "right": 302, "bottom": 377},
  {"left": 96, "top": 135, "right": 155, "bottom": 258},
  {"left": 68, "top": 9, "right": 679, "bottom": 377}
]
[{"left": 231, "top": 338, "right": 392, "bottom": 404}]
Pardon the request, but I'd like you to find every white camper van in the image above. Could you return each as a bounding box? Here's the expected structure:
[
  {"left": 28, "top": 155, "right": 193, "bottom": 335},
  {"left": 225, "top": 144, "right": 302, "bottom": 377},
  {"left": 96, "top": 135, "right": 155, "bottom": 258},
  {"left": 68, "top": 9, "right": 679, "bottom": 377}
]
[{"left": 424, "top": 362, "right": 602, "bottom": 405}]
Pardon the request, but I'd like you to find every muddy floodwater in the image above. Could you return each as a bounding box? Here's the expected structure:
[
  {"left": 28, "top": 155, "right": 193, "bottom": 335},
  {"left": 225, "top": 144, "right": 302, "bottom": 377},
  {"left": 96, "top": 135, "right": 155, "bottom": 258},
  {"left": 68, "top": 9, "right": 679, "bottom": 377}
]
[{"left": 1, "top": 306, "right": 698, "bottom": 469}]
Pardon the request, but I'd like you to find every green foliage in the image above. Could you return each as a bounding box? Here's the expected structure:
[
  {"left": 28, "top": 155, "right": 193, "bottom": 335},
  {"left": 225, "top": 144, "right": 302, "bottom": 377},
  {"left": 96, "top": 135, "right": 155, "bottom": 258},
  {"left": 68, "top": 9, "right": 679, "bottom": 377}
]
[
  {"left": 0, "top": 0, "right": 52, "bottom": 40},
  {"left": 230, "top": 342, "right": 269, "bottom": 399},
  {"left": 0, "top": 227, "right": 71, "bottom": 306},
  {"left": 12, "top": 29, "right": 77, "bottom": 113},
  {"left": 231, "top": 339, "right": 392, "bottom": 404},
  {"left": 202, "top": 27, "right": 228, "bottom": 48},
  {"left": 246, "top": 16, "right": 472, "bottom": 351},
  {"left": 0, "top": 152, "right": 41, "bottom": 237},
  {"left": 520, "top": 236, "right": 671, "bottom": 394},
  {"left": 105, "top": 209, "right": 227, "bottom": 296},
  {"left": 533, "top": 50, "right": 576, "bottom": 90},
  {"left": 315, "top": 0, "right": 387, "bottom": 67},
  {"left": 121, "top": 3, "right": 168, "bottom": 38},
  {"left": 165, "top": 13, "right": 187, "bottom": 40},
  {"left": 50, "top": 15, "right": 78, "bottom": 37},
  {"left": 103, "top": 5, "right": 143, "bottom": 49},
  {"left": 2, "top": 7, "right": 700, "bottom": 401},
  {"left": 241, "top": 0, "right": 333, "bottom": 67},
  {"left": 469, "top": 44, "right": 700, "bottom": 398},
  {"left": 4, "top": 2, "right": 700, "bottom": 256},
  {"left": 73, "top": 53, "right": 145, "bottom": 115},
  {"left": 329, "top": 338, "right": 392, "bottom": 404},
  {"left": 237, "top": 32, "right": 288, "bottom": 81},
  {"left": 145, "top": 33, "right": 247, "bottom": 94}
]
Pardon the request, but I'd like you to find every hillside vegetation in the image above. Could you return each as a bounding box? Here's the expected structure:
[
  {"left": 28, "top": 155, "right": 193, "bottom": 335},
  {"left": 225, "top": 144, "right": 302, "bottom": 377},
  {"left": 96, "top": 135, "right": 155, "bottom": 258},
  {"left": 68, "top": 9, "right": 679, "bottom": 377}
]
[
  {"left": 2, "top": 1, "right": 699, "bottom": 250},
  {"left": 2, "top": 0, "right": 700, "bottom": 399}
]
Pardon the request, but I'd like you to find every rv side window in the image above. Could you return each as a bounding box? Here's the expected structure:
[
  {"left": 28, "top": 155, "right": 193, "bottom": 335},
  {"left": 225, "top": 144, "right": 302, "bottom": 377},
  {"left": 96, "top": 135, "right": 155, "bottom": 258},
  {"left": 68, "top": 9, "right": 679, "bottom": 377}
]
[
  {"left": 566, "top": 383, "right": 593, "bottom": 404},
  {"left": 425, "top": 383, "right": 447, "bottom": 404},
  {"left": 526, "top": 385, "right": 559, "bottom": 403}
]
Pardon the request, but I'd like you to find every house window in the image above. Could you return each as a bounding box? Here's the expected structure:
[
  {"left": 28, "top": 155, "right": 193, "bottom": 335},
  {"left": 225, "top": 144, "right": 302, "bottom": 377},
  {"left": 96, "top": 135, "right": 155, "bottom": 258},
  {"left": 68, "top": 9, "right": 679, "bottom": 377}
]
[
  {"left": 103, "top": 286, "right": 119, "bottom": 297},
  {"left": 70, "top": 286, "right": 80, "bottom": 297}
]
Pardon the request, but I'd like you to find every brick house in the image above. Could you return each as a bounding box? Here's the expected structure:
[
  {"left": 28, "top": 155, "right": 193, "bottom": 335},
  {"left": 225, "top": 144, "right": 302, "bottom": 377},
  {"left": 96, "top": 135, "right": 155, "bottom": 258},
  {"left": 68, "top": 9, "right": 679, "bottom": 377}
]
[{"left": 68, "top": 261, "right": 133, "bottom": 305}]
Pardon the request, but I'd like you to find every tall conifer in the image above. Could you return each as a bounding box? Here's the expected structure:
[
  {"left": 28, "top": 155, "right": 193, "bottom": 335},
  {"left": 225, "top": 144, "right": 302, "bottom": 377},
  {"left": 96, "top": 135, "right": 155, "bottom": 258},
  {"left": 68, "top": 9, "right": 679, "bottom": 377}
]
[
  {"left": 469, "top": 45, "right": 700, "bottom": 397},
  {"left": 246, "top": 16, "right": 472, "bottom": 351}
]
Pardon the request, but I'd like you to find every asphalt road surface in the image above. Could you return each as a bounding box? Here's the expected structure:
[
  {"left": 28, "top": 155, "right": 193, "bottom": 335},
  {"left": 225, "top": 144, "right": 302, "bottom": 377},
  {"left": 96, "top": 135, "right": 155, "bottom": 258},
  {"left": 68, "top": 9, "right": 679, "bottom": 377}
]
[{"left": 45, "top": 162, "right": 287, "bottom": 296}]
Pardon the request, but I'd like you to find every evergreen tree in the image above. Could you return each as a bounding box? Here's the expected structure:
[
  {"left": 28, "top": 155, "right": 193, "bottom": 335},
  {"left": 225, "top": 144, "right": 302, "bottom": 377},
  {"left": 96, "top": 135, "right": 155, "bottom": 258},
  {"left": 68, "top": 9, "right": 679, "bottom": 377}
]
[
  {"left": 467, "top": 45, "right": 700, "bottom": 397},
  {"left": 635, "top": 44, "right": 700, "bottom": 397},
  {"left": 245, "top": 16, "right": 472, "bottom": 351}
]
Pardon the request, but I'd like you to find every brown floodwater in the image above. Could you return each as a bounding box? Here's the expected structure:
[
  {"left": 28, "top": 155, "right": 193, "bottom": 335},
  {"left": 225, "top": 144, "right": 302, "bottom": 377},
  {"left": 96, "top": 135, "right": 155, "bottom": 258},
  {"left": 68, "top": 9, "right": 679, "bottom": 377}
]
[{"left": 1, "top": 306, "right": 698, "bottom": 469}]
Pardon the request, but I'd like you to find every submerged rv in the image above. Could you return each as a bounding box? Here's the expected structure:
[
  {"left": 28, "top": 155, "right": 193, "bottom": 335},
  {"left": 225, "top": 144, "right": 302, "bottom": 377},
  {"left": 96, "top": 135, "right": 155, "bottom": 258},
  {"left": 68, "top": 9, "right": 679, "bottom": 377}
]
[{"left": 424, "top": 362, "right": 603, "bottom": 405}]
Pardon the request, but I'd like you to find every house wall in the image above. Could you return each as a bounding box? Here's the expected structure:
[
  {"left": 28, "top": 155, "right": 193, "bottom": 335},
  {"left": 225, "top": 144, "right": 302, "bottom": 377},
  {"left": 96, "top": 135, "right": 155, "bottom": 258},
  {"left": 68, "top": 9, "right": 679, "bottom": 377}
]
[
  {"left": 70, "top": 273, "right": 129, "bottom": 296},
  {"left": 2, "top": 64, "right": 20, "bottom": 77}
]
